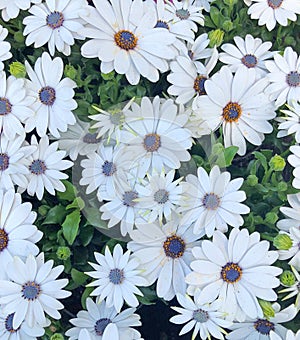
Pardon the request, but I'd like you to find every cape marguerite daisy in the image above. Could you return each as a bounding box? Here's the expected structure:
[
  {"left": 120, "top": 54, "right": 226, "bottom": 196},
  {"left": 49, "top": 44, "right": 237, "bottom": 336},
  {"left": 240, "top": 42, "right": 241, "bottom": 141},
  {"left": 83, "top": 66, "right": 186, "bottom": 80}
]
[
  {"left": 26, "top": 135, "right": 73, "bottom": 200},
  {"left": 0, "top": 0, "right": 41, "bottom": 21},
  {"left": 179, "top": 165, "right": 250, "bottom": 237},
  {"left": 128, "top": 217, "right": 201, "bottom": 301},
  {"left": 288, "top": 145, "right": 300, "bottom": 190},
  {"left": 0, "top": 253, "right": 71, "bottom": 329},
  {"left": 265, "top": 47, "right": 300, "bottom": 107},
  {"left": 25, "top": 52, "right": 77, "bottom": 138},
  {"left": 0, "top": 189, "right": 42, "bottom": 270},
  {"left": 275, "top": 228, "right": 300, "bottom": 270},
  {"left": 247, "top": 0, "right": 300, "bottom": 31},
  {"left": 277, "top": 193, "right": 300, "bottom": 232},
  {"left": 186, "top": 228, "right": 282, "bottom": 321},
  {"left": 277, "top": 101, "right": 300, "bottom": 142},
  {"left": 279, "top": 266, "right": 300, "bottom": 309},
  {"left": 271, "top": 330, "right": 300, "bottom": 340},
  {"left": 219, "top": 34, "right": 274, "bottom": 78},
  {"left": 80, "top": 0, "right": 176, "bottom": 85},
  {"left": 185, "top": 33, "right": 213, "bottom": 70},
  {"left": 196, "top": 66, "right": 276, "bottom": 155},
  {"left": 85, "top": 244, "right": 148, "bottom": 313},
  {"left": 23, "top": 0, "right": 89, "bottom": 56},
  {"left": 192, "top": 0, "right": 215, "bottom": 12},
  {"left": 65, "top": 298, "right": 142, "bottom": 340},
  {"left": 0, "top": 25, "right": 11, "bottom": 70},
  {"left": 170, "top": 291, "right": 231, "bottom": 340}
]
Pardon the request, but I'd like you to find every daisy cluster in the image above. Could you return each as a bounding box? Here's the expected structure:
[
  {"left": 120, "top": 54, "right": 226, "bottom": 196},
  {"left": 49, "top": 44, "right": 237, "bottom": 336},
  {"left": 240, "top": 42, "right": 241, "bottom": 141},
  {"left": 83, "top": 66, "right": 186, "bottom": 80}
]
[{"left": 0, "top": 0, "right": 299, "bottom": 339}]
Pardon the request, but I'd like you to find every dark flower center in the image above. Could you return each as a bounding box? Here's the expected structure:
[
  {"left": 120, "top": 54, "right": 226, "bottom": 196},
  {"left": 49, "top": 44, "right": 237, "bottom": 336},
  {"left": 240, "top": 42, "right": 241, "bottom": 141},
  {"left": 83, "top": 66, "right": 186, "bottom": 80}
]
[
  {"left": 102, "top": 161, "right": 116, "bottom": 177},
  {"left": 114, "top": 30, "right": 138, "bottom": 50},
  {"left": 0, "top": 229, "right": 8, "bottom": 252},
  {"left": 108, "top": 268, "right": 125, "bottom": 285},
  {"left": 143, "top": 133, "right": 161, "bottom": 152},
  {"left": 286, "top": 71, "right": 300, "bottom": 87},
  {"left": 176, "top": 9, "right": 190, "bottom": 20},
  {"left": 222, "top": 102, "right": 242, "bottom": 122},
  {"left": 46, "top": 11, "right": 64, "bottom": 29},
  {"left": 122, "top": 190, "right": 138, "bottom": 207},
  {"left": 5, "top": 314, "right": 19, "bottom": 333},
  {"left": 193, "top": 309, "right": 209, "bottom": 323},
  {"left": 202, "top": 193, "right": 220, "bottom": 210},
  {"left": 163, "top": 235, "right": 185, "bottom": 259},
  {"left": 83, "top": 133, "right": 101, "bottom": 144},
  {"left": 154, "top": 189, "right": 169, "bottom": 204},
  {"left": 0, "top": 98, "right": 12, "bottom": 115},
  {"left": 38, "top": 86, "right": 56, "bottom": 106},
  {"left": 155, "top": 20, "right": 169, "bottom": 29},
  {"left": 0, "top": 153, "right": 9, "bottom": 171},
  {"left": 267, "top": 0, "right": 283, "bottom": 8},
  {"left": 29, "top": 160, "right": 47, "bottom": 175},
  {"left": 254, "top": 319, "right": 275, "bottom": 335},
  {"left": 94, "top": 318, "right": 111, "bottom": 336},
  {"left": 221, "top": 262, "right": 242, "bottom": 283},
  {"left": 241, "top": 54, "right": 258, "bottom": 68},
  {"left": 110, "top": 112, "right": 124, "bottom": 125},
  {"left": 194, "top": 75, "right": 207, "bottom": 95},
  {"left": 22, "top": 281, "right": 41, "bottom": 301}
]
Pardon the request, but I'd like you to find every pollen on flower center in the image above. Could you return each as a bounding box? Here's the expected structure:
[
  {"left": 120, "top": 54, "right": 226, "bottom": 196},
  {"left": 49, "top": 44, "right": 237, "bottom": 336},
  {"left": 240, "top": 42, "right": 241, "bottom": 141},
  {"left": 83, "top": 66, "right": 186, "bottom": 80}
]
[
  {"left": 122, "top": 190, "right": 138, "bottom": 207},
  {"left": 0, "top": 229, "right": 8, "bottom": 252},
  {"left": 267, "top": 0, "right": 283, "bottom": 9},
  {"left": 83, "top": 132, "right": 101, "bottom": 144},
  {"left": 108, "top": 268, "right": 125, "bottom": 285},
  {"left": 154, "top": 20, "right": 169, "bottom": 29},
  {"left": 110, "top": 111, "right": 124, "bottom": 125},
  {"left": 163, "top": 234, "right": 185, "bottom": 259},
  {"left": 286, "top": 71, "right": 300, "bottom": 87},
  {"left": 193, "top": 309, "right": 209, "bottom": 323},
  {"left": 176, "top": 9, "right": 190, "bottom": 20},
  {"left": 221, "top": 262, "right": 242, "bottom": 283},
  {"left": 241, "top": 54, "right": 258, "bottom": 68},
  {"left": 94, "top": 318, "right": 112, "bottom": 336},
  {"left": 0, "top": 98, "right": 12, "bottom": 115},
  {"left": 193, "top": 75, "right": 207, "bottom": 95},
  {"left": 38, "top": 86, "right": 56, "bottom": 106},
  {"left": 29, "top": 159, "right": 47, "bottom": 175},
  {"left": 114, "top": 30, "right": 138, "bottom": 51},
  {"left": 0, "top": 153, "right": 9, "bottom": 171},
  {"left": 222, "top": 102, "right": 242, "bottom": 122},
  {"left": 46, "top": 11, "right": 64, "bottom": 29},
  {"left": 102, "top": 160, "right": 117, "bottom": 177},
  {"left": 154, "top": 189, "right": 169, "bottom": 204},
  {"left": 143, "top": 133, "right": 161, "bottom": 152},
  {"left": 202, "top": 193, "right": 220, "bottom": 210},
  {"left": 21, "top": 281, "right": 41, "bottom": 301},
  {"left": 5, "top": 314, "right": 19, "bottom": 334},
  {"left": 254, "top": 319, "right": 275, "bottom": 335}
]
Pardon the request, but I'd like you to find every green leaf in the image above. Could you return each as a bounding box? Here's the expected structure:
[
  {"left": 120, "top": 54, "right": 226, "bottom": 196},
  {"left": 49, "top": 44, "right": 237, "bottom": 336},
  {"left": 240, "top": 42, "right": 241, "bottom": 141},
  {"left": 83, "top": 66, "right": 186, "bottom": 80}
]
[
  {"left": 79, "top": 225, "right": 94, "bottom": 247},
  {"left": 81, "top": 287, "right": 94, "bottom": 309},
  {"left": 57, "top": 180, "right": 77, "bottom": 201},
  {"left": 84, "top": 207, "right": 108, "bottom": 230},
  {"left": 66, "top": 197, "right": 85, "bottom": 210},
  {"left": 224, "top": 146, "right": 239, "bottom": 166},
  {"left": 253, "top": 151, "right": 268, "bottom": 172},
  {"left": 62, "top": 210, "right": 81, "bottom": 245},
  {"left": 42, "top": 205, "right": 67, "bottom": 225},
  {"left": 71, "top": 269, "right": 88, "bottom": 285}
]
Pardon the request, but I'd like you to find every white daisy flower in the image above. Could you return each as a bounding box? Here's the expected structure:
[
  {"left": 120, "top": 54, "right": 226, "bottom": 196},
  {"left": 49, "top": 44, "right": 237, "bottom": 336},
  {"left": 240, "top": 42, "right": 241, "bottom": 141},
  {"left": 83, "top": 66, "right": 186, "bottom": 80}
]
[
  {"left": 65, "top": 298, "right": 142, "bottom": 340},
  {"left": 24, "top": 52, "right": 77, "bottom": 138},
  {"left": 185, "top": 33, "right": 213, "bottom": 70},
  {"left": 120, "top": 96, "right": 192, "bottom": 178},
  {"left": 85, "top": 244, "right": 148, "bottom": 313},
  {"left": 277, "top": 193, "right": 300, "bottom": 232},
  {"left": 170, "top": 292, "right": 232, "bottom": 340},
  {"left": 227, "top": 303, "right": 298, "bottom": 339},
  {"left": 78, "top": 328, "right": 92, "bottom": 340},
  {"left": 0, "top": 25, "right": 11, "bottom": 71},
  {"left": 0, "top": 189, "right": 42, "bottom": 271},
  {"left": 0, "top": 0, "right": 41, "bottom": 21},
  {"left": 136, "top": 169, "right": 184, "bottom": 224},
  {"left": 270, "top": 329, "right": 300, "bottom": 340},
  {"left": 196, "top": 66, "right": 276, "bottom": 156},
  {"left": 23, "top": 0, "right": 89, "bottom": 56},
  {"left": 128, "top": 217, "right": 201, "bottom": 301},
  {"left": 0, "top": 133, "right": 36, "bottom": 191},
  {"left": 80, "top": 144, "right": 132, "bottom": 201},
  {"left": 277, "top": 102, "right": 300, "bottom": 142},
  {"left": 80, "top": 0, "right": 176, "bottom": 85},
  {"left": 265, "top": 47, "right": 300, "bottom": 108},
  {"left": 288, "top": 145, "right": 300, "bottom": 189},
  {"left": 54, "top": 117, "right": 102, "bottom": 161},
  {"left": 0, "top": 310, "right": 48, "bottom": 339},
  {"left": 26, "top": 135, "right": 73, "bottom": 201},
  {"left": 276, "top": 228, "right": 300, "bottom": 269},
  {"left": 0, "top": 71, "right": 35, "bottom": 140},
  {"left": 192, "top": 0, "right": 215, "bottom": 12},
  {"left": 247, "top": 0, "right": 300, "bottom": 31},
  {"left": 0, "top": 253, "right": 71, "bottom": 329},
  {"left": 167, "top": 47, "right": 219, "bottom": 106},
  {"left": 186, "top": 228, "right": 282, "bottom": 321},
  {"left": 279, "top": 266, "right": 300, "bottom": 309},
  {"left": 179, "top": 165, "right": 250, "bottom": 237},
  {"left": 219, "top": 34, "right": 274, "bottom": 78}
]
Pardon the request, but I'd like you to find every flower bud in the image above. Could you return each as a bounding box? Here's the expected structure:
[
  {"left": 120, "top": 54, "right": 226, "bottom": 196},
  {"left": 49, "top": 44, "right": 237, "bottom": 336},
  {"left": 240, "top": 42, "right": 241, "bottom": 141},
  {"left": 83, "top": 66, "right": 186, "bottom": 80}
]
[
  {"left": 56, "top": 246, "right": 72, "bottom": 260},
  {"left": 9, "top": 62, "right": 26, "bottom": 78},
  {"left": 280, "top": 270, "right": 296, "bottom": 287},
  {"left": 64, "top": 64, "right": 77, "bottom": 80},
  {"left": 246, "top": 174, "right": 258, "bottom": 186},
  {"left": 265, "top": 212, "right": 278, "bottom": 224},
  {"left": 208, "top": 29, "right": 224, "bottom": 47},
  {"left": 50, "top": 334, "right": 64, "bottom": 340},
  {"left": 269, "top": 155, "right": 286, "bottom": 171},
  {"left": 273, "top": 233, "right": 293, "bottom": 250},
  {"left": 258, "top": 300, "right": 275, "bottom": 318}
]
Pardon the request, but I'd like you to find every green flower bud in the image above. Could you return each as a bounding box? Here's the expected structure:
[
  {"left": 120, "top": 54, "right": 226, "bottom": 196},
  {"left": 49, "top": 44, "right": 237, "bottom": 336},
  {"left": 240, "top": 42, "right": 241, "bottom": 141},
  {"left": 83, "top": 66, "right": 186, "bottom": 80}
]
[
  {"left": 208, "top": 29, "right": 224, "bottom": 47},
  {"left": 265, "top": 212, "right": 278, "bottom": 224},
  {"left": 222, "top": 20, "right": 234, "bottom": 32},
  {"left": 56, "top": 246, "right": 71, "bottom": 260},
  {"left": 258, "top": 300, "right": 275, "bottom": 318},
  {"left": 280, "top": 270, "right": 296, "bottom": 287},
  {"left": 9, "top": 62, "right": 26, "bottom": 78},
  {"left": 224, "top": 0, "right": 238, "bottom": 5},
  {"left": 278, "top": 182, "right": 287, "bottom": 192},
  {"left": 50, "top": 334, "right": 64, "bottom": 340},
  {"left": 269, "top": 155, "right": 286, "bottom": 171},
  {"left": 14, "top": 31, "right": 24, "bottom": 43},
  {"left": 273, "top": 233, "right": 293, "bottom": 250},
  {"left": 64, "top": 64, "right": 77, "bottom": 80},
  {"left": 246, "top": 174, "right": 258, "bottom": 186}
]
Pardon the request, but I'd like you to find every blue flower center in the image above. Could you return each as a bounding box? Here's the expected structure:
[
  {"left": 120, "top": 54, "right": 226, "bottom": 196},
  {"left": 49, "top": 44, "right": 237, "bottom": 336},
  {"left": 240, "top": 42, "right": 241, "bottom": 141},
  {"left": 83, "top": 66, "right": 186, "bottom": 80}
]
[
  {"left": 102, "top": 160, "right": 116, "bottom": 176},
  {"left": 83, "top": 132, "right": 101, "bottom": 144},
  {"left": 242, "top": 54, "right": 258, "bottom": 68},
  {"left": 155, "top": 20, "right": 169, "bottom": 29},
  {"left": 108, "top": 268, "right": 124, "bottom": 285},
  {"left": 154, "top": 189, "right": 169, "bottom": 204},
  {"left": 38, "top": 86, "right": 56, "bottom": 106},
  {"left": 267, "top": 0, "right": 283, "bottom": 8},
  {"left": 202, "top": 193, "right": 220, "bottom": 210},
  {"left": 0, "top": 98, "right": 12, "bottom": 115},
  {"left": 176, "top": 9, "right": 190, "bottom": 20},
  {"left": 221, "top": 262, "right": 242, "bottom": 283},
  {"left": 254, "top": 319, "right": 275, "bottom": 335},
  {"left": 286, "top": 71, "right": 300, "bottom": 87},
  {"left": 223, "top": 102, "right": 242, "bottom": 122},
  {"left": 46, "top": 11, "right": 64, "bottom": 29},
  {"left": 164, "top": 235, "right": 185, "bottom": 259},
  {"left": 22, "top": 281, "right": 41, "bottom": 301},
  {"left": 0, "top": 153, "right": 9, "bottom": 171},
  {"left": 143, "top": 133, "right": 161, "bottom": 152},
  {"left": 122, "top": 190, "right": 138, "bottom": 207},
  {"left": 193, "top": 309, "right": 209, "bottom": 323},
  {"left": 0, "top": 229, "right": 8, "bottom": 252},
  {"left": 29, "top": 160, "right": 47, "bottom": 175},
  {"left": 114, "top": 30, "right": 138, "bottom": 50},
  {"left": 94, "top": 318, "right": 111, "bottom": 336},
  {"left": 5, "top": 313, "right": 19, "bottom": 333},
  {"left": 194, "top": 75, "right": 207, "bottom": 95}
]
